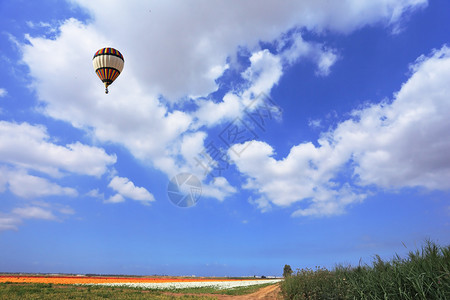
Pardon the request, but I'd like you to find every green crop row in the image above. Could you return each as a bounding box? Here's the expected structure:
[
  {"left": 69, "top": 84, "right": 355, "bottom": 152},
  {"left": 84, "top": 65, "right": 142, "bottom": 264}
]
[
  {"left": 281, "top": 240, "right": 449, "bottom": 300},
  {"left": 0, "top": 283, "right": 216, "bottom": 299}
]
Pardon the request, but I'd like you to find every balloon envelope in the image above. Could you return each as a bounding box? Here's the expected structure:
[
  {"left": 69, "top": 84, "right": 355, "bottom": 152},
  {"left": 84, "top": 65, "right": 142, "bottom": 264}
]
[{"left": 92, "top": 47, "right": 124, "bottom": 93}]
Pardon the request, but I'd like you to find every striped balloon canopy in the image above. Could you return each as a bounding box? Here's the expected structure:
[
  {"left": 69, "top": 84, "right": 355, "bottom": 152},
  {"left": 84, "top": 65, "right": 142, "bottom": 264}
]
[{"left": 92, "top": 47, "right": 124, "bottom": 94}]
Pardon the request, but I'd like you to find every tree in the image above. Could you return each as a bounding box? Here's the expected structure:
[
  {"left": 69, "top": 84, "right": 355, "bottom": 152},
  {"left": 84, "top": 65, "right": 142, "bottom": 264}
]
[{"left": 283, "top": 264, "right": 293, "bottom": 277}]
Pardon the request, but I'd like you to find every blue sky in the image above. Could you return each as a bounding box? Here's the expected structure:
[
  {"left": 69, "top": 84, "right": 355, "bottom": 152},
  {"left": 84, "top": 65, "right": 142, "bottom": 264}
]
[{"left": 0, "top": 0, "right": 449, "bottom": 277}]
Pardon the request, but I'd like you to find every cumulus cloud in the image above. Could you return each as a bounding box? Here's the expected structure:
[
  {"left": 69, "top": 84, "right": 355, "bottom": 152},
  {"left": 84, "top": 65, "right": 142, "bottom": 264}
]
[
  {"left": 315, "top": 49, "right": 338, "bottom": 76},
  {"left": 0, "top": 120, "right": 115, "bottom": 203},
  {"left": 194, "top": 94, "right": 242, "bottom": 128},
  {"left": 277, "top": 31, "right": 339, "bottom": 76},
  {"left": 180, "top": 132, "right": 208, "bottom": 161},
  {"left": 202, "top": 177, "right": 237, "bottom": 202},
  {"left": 193, "top": 48, "right": 284, "bottom": 131},
  {"left": 18, "top": 0, "right": 427, "bottom": 204},
  {"left": 21, "top": 18, "right": 193, "bottom": 178},
  {"left": 0, "top": 88, "right": 7, "bottom": 97},
  {"left": 0, "top": 203, "right": 75, "bottom": 231},
  {"left": 242, "top": 49, "right": 283, "bottom": 96},
  {"left": 108, "top": 176, "right": 155, "bottom": 204},
  {"left": 0, "top": 121, "right": 116, "bottom": 177},
  {"left": 230, "top": 140, "right": 364, "bottom": 217},
  {"left": 86, "top": 189, "right": 104, "bottom": 199},
  {"left": 231, "top": 45, "right": 450, "bottom": 217},
  {"left": 5, "top": 168, "right": 78, "bottom": 198},
  {"left": 0, "top": 166, "right": 77, "bottom": 199},
  {"left": 349, "top": 45, "right": 450, "bottom": 189},
  {"left": 0, "top": 119, "right": 120, "bottom": 234},
  {"left": 104, "top": 193, "right": 125, "bottom": 204},
  {"left": 0, "top": 214, "right": 21, "bottom": 231},
  {"left": 12, "top": 206, "right": 56, "bottom": 220},
  {"left": 68, "top": 0, "right": 426, "bottom": 100}
]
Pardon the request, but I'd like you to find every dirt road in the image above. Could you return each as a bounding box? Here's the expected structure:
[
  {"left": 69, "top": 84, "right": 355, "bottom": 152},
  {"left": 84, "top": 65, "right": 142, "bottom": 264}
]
[
  {"left": 222, "top": 283, "right": 281, "bottom": 299},
  {"left": 165, "top": 283, "right": 282, "bottom": 299}
]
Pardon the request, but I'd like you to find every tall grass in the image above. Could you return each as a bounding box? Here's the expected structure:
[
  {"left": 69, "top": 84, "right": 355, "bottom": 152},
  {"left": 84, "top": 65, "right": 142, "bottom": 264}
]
[{"left": 281, "top": 240, "right": 450, "bottom": 300}]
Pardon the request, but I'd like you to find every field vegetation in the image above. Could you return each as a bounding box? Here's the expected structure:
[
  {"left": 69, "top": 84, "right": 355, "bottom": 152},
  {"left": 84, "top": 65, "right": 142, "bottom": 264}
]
[
  {"left": 162, "top": 281, "right": 276, "bottom": 295},
  {"left": 281, "top": 240, "right": 449, "bottom": 300},
  {"left": 0, "top": 283, "right": 215, "bottom": 299},
  {"left": 2, "top": 240, "right": 447, "bottom": 299},
  {"left": 0, "top": 280, "right": 277, "bottom": 299}
]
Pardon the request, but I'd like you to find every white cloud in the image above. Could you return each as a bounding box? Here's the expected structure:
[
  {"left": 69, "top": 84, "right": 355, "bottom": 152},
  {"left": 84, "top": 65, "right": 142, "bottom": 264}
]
[
  {"left": 104, "top": 193, "right": 125, "bottom": 204},
  {"left": 0, "top": 122, "right": 110, "bottom": 201},
  {"left": 12, "top": 206, "right": 56, "bottom": 220},
  {"left": 26, "top": 21, "right": 55, "bottom": 30},
  {"left": 0, "top": 120, "right": 115, "bottom": 204},
  {"left": 201, "top": 177, "right": 237, "bottom": 202},
  {"left": 308, "top": 119, "right": 322, "bottom": 129},
  {"left": 9, "top": 171, "right": 77, "bottom": 198},
  {"left": 315, "top": 49, "right": 338, "bottom": 76},
  {"left": 0, "top": 88, "right": 7, "bottom": 97},
  {"left": 277, "top": 31, "right": 339, "bottom": 76},
  {"left": 230, "top": 45, "right": 450, "bottom": 217},
  {"left": 68, "top": 0, "right": 426, "bottom": 100},
  {"left": 242, "top": 49, "right": 283, "bottom": 96},
  {"left": 179, "top": 131, "right": 208, "bottom": 168},
  {"left": 194, "top": 94, "right": 242, "bottom": 128},
  {"left": 55, "top": 206, "right": 75, "bottom": 215},
  {"left": 18, "top": 0, "right": 427, "bottom": 204},
  {"left": 86, "top": 189, "right": 104, "bottom": 199},
  {"left": 0, "top": 167, "right": 77, "bottom": 199},
  {"left": 0, "top": 203, "right": 74, "bottom": 231},
  {"left": 108, "top": 176, "right": 155, "bottom": 204},
  {"left": 278, "top": 32, "right": 312, "bottom": 65},
  {"left": 229, "top": 140, "right": 364, "bottom": 217},
  {"left": 349, "top": 45, "right": 450, "bottom": 189},
  {"left": 193, "top": 49, "right": 285, "bottom": 131},
  {"left": 248, "top": 196, "right": 272, "bottom": 213},
  {"left": 21, "top": 18, "right": 193, "bottom": 179},
  {"left": 0, "top": 214, "right": 21, "bottom": 231},
  {"left": 0, "top": 121, "right": 116, "bottom": 177},
  {"left": 0, "top": 170, "right": 7, "bottom": 193}
]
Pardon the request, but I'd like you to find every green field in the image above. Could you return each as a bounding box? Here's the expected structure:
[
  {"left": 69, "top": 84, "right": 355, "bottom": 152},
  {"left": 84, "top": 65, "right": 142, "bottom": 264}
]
[
  {"left": 2, "top": 240, "right": 448, "bottom": 299},
  {"left": 281, "top": 240, "right": 450, "bottom": 300},
  {"left": 0, "top": 283, "right": 217, "bottom": 299},
  {"left": 0, "top": 281, "right": 279, "bottom": 299},
  {"left": 162, "top": 282, "right": 276, "bottom": 295}
]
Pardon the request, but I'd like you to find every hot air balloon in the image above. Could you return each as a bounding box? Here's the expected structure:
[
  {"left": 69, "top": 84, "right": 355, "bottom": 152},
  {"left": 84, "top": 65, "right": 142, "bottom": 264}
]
[{"left": 92, "top": 47, "right": 124, "bottom": 94}]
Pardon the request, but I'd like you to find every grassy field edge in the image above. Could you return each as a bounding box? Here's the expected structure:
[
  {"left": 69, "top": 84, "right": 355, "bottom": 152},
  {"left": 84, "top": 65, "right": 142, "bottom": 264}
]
[{"left": 281, "top": 240, "right": 449, "bottom": 300}]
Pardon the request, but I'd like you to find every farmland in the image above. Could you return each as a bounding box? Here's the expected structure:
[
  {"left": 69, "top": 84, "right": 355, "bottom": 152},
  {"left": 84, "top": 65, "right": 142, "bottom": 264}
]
[
  {"left": 1, "top": 241, "right": 448, "bottom": 299},
  {"left": 281, "top": 240, "right": 449, "bottom": 300},
  {"left": 0, "top": 275, "right": 282, "bottom": 299},
  {"left": 0, "top": 283, "right": 215, "bottom": 299}
]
